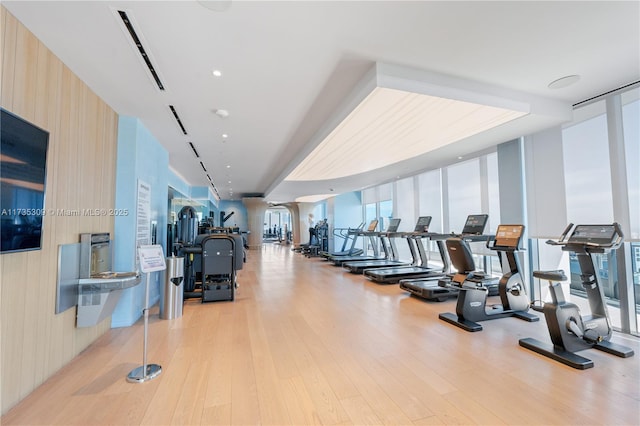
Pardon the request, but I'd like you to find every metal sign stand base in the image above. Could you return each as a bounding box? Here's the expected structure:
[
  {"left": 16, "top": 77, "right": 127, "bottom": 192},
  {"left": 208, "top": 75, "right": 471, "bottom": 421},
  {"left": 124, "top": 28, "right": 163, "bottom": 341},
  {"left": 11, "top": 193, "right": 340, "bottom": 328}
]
[
  {"left": 127, "top": 363, "right": 162, "bottom": 383},
  {"left": 127, "top": 271, "right": 162, "bottom": 383}
]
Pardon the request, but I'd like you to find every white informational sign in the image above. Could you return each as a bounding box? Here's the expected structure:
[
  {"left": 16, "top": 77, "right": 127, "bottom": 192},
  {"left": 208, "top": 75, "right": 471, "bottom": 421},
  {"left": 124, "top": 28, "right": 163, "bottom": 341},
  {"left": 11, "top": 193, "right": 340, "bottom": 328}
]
[
  {"left": 136, "top": 180, "right": 151, "bottom": 247},
  {"left": 136, "top": 180, "right": 151, "bottom": 268},
  {"left": 138, "top": 245, "right": 166, "bottom": 273}
]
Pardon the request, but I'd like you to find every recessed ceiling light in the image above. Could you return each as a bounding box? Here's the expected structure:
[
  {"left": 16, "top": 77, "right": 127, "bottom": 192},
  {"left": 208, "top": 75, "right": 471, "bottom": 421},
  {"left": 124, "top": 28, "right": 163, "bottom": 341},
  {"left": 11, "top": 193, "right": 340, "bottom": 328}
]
[
  {"left": 212, "top": 69, "right": 222, "bottom": 77},
  {"left": 215, "top": 109, "right": 229, "bottom": 118},
  {"left": 228, "top": 180, "right": 232, "bottom": 184},
  {"left": 222, "top": 133, "right": 228, "bottom": 139},
  {"left": 458, "top": 156, "right": 463, "bottom": 160},
  {"left": 226, "top": 165, "right": 231, "bottom": 168},
  {"left": 548, "top": 75, "right": 580, "bottom": 89}
]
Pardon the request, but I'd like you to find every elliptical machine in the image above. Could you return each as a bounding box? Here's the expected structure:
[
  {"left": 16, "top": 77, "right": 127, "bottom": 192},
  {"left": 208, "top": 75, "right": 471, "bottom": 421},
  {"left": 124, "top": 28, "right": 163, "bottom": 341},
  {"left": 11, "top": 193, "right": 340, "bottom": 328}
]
[
  {"left": 519, "top": 223, "right": 634, "bottom": 369},
  {"left": 439, "top": 224, "right": 538, "bottom": 332}
]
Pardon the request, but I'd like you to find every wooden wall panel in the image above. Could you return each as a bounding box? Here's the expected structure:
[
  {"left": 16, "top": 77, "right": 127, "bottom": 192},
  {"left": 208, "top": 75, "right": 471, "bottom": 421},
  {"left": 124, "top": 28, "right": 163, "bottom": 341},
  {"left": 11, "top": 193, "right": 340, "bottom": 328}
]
[
  {"left": 1, "top": 7, "right": 118, "bottom": 414},
  {"left": 0, "top": 7, "right": 5, "bottom": 85},
  {"left": 1, "top": 7, "right": 17, "bottom": 108},
  {"left": 12, "top": 18, "right": 38, "bottom": 118}
]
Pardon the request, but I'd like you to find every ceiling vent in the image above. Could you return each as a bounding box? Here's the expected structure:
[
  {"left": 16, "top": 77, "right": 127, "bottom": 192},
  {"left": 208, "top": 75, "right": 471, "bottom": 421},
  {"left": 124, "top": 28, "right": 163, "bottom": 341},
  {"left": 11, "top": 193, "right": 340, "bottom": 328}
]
[
  {"left": 169, "top": 105, "right": 188, "bottom": 135},
  {"left": 573, "top": 80, "right": 640, "bottom": 108},
  {"left": 211, "top": 183, "right": 220, "bottom": 199},
  {"left": 188, "top": 142, "right": 200, "bottom": 158},
  {"left": 116, "top": 9, "right": 165, "bottom": 91}
]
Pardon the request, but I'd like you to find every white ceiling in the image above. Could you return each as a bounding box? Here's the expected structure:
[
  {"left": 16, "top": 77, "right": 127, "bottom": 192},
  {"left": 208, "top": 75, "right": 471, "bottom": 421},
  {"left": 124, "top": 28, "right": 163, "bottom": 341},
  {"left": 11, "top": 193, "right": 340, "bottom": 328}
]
[{"left": 4, "top": 1, "right": 639, "bottom": 203}]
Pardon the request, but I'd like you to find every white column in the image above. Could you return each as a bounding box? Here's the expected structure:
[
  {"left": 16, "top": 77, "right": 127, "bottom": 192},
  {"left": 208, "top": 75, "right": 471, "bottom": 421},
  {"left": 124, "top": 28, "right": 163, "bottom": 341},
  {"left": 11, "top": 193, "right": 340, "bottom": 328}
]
[
  {"left": 242, "top": 197, "right": 269, "bottom": 250},
  {"left": 274, "top": 203, "right": 301, "bottom": 246}
]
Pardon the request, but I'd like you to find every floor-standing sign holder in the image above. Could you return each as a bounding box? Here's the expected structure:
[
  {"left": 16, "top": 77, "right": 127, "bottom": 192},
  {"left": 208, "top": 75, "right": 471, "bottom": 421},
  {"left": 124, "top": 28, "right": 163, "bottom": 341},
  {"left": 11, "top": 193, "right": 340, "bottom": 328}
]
[{"left": 127, "top": 245, "right": 166, "bottom": 383}]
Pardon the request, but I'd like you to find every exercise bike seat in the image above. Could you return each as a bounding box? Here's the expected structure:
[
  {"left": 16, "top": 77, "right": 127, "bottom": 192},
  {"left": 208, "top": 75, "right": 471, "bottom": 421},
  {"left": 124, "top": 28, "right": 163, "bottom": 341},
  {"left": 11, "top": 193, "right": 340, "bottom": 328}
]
[{"left": 533, "top": 270, "right": 567, "bottom": 282}]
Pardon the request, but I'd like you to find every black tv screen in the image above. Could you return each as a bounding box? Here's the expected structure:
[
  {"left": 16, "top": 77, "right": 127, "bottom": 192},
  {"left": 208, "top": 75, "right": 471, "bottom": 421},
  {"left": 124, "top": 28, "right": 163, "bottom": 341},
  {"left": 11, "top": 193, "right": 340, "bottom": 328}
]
[{"left": 1, "top": 108, "right": 49, "bottom": 253}]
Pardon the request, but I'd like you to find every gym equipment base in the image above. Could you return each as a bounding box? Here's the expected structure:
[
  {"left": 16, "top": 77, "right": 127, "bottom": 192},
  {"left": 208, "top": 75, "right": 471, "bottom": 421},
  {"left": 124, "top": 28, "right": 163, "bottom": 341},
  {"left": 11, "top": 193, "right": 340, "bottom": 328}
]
[
  {"left": 519, "top": 337, "right": 634, "bottom": 370},
  {"left": 439, "top": 311, "right": 538, "bottom": 332}
]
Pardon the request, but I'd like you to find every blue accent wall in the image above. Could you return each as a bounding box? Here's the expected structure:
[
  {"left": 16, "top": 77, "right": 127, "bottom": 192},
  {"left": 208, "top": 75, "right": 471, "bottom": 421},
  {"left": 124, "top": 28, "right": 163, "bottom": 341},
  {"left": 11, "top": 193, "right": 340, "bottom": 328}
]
[
  {"left": 168, "top": 169, "right": 191, "bottom": 197},
  {"left": 334, "top": 192, "right": 363, "bottom": 228},
  {"left": 191, "top": 186, "right": 211, "bottom": 200},
  {"left": 218, "top": 200, "right": 248, "bottom": 230},
  {"left": 191, "top": 186, "right": 219, "bottom": 220},
  {"left": 331, "top": 192, "right": 363, "bottom": 249},
  {"left": 112, "top": 116, "right": 169, "bottom": 328}
]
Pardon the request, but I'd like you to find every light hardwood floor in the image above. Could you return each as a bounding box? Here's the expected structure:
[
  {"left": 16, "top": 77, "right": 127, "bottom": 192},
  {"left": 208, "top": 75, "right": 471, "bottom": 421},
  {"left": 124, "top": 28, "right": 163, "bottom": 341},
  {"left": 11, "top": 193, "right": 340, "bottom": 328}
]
[{"left": 3, "top": 243, "right": 639, "bottom": 425}]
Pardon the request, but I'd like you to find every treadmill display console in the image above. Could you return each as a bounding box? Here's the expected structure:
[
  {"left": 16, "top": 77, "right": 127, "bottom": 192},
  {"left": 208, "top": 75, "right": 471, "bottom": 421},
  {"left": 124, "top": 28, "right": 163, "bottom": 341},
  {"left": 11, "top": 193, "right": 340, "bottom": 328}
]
[
  {"left": 386, "top": 218, "right": 401, "bottom": 233},
  {"left": 413, "top": 216, "right": 432, "bottom": 232},
  {"left": 366, "top": 219, "right": 379, "bottom": 232},
  {"left": 461, "top": 214, "right": 489, "bottom": 235}
]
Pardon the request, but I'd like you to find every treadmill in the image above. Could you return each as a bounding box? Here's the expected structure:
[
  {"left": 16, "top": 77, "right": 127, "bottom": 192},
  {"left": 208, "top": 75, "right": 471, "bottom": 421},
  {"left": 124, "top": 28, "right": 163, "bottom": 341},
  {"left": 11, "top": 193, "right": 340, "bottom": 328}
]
[
  {"left": 399, "top": 214, "right": 498, "bottom": 300},
  {"left": 363, "top": 216, "right": 451, "bottom": 284},
  {"left": 342, "top": 218, "right": 408, "bottom": 274},
  {"left": 327, "top": 220, "right": 384, "bottom": 266},
  {"left": 319, "top": 222, "right": 364, "bottom": 258}
]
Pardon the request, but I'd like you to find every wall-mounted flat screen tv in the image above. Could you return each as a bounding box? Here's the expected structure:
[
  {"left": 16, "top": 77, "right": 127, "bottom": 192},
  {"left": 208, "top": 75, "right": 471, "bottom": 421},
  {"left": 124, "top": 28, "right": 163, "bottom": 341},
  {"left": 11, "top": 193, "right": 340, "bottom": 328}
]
[{"left": 1, "top": 108, "right": 49, "bottom": 254}]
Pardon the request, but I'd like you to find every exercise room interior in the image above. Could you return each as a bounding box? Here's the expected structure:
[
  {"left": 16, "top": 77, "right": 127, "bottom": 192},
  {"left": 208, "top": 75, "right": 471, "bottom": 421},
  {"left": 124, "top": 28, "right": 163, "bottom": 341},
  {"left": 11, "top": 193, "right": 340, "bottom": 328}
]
[{"left": 1, "top": 2, "right": 639, "bottom": 425}]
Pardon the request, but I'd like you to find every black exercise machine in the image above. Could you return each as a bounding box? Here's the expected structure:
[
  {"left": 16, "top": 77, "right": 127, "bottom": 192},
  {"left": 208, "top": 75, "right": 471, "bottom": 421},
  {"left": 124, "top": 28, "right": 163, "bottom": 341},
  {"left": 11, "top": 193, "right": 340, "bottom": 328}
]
[
  {"left": 519, "top": 223, "right": 634, "bottom": 369},
  {"left": 180, "top": 233, "right": 244, "bottom": 302},
  {"left": 318, "top": 222, "right": 364, "bottom": 259},
  {"left": 342, "top": 218, "right": 408, "bottom": 274},
  {"left": 295, "top": 220, "right": 331, "bottom": 257},
  {"left": 399, "top": 214, "right": 496, "bottom": 300},
  {"left": 326, "top": 220, "right": 382, "bottom": 265},
  {"left": 439, "top": 224, "right": 539, "bottom": 332},
  {"left": 362, "top": 216, "right": 440, "bottom": 284}
]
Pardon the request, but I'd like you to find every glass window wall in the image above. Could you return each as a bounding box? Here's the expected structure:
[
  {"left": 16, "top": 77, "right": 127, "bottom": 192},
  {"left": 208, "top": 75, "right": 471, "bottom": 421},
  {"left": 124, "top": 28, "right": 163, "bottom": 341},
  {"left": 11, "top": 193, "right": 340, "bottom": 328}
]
[
  {"left": 632, "top": 243, "right": 640, "bottom": 322},
  {"left": 558, "top": 88, "right": 640, "bottom": 335},
  {"left": 622, "top": 88, "right": 640, "bottom": 332},
  {"left": 622, "top": 88, "right": 639, "bottom": 240},
  {"left": 446, "top": 158, "right": 481, "bottom": 233},
  {"left": 486, "top": 152, "right": 501, "bottom": 233},
  {"left": 395, "top": 177, "right": 416, "bottom": 261},
  {"left": 364, "top": 202, "right": 378, "bottom": 255},
  {"left": 418, "top": 169, "right": 443, "bottom": 233},
  {"left": 561, "top": 100, "right": 619, "bottom": 326},
  {"left": 562, "top": 100, "right": 614, "bottom": 224},
  {"left": 364, "top": 203, "right": 377, "bottom": 229},
  {"left": 379, "top": 199, "right": 393, "bottom": 231}
]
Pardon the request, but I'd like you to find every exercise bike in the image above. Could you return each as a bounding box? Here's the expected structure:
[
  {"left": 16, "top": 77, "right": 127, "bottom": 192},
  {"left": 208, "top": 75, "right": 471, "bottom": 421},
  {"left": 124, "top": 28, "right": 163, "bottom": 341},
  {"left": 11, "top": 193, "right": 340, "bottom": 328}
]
[
  {"left": 519, "top": 223, "right": 634, "bottom": 369},
  {"left": 439, "top": 224, "right": 538, "bottom": 332}
]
